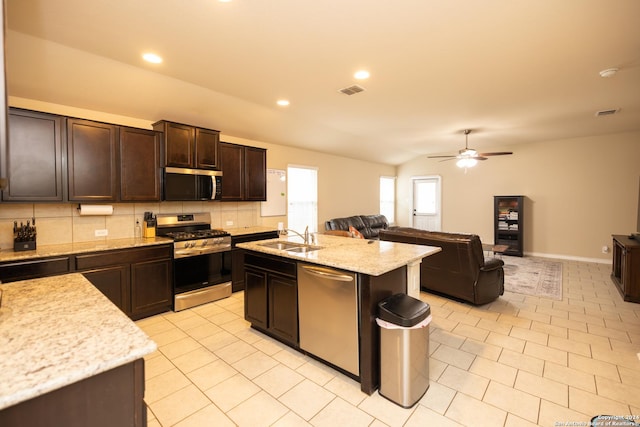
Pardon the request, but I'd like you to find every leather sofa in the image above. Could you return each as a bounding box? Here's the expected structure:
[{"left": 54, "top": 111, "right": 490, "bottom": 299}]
[
  {"left": 379, "top": 227, "right": 504, "bottom": 305},
  {"left": 324, "top": 214, "right": 389, "bottom": 239}
]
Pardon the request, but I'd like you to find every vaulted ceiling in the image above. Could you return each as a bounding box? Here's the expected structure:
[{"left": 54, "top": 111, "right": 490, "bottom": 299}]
[{"left": 5, "top": 0, "right": 640, "bottom": 165}]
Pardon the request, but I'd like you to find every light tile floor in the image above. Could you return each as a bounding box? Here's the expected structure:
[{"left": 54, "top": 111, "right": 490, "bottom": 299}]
[{"left": 136, "top": 258, "right": 640, "bottom": 427}]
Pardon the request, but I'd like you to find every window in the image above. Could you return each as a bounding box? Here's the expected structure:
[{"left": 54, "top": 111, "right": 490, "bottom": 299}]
[
  {"left": 380, "top": 176, "right": 396, "bottom": 224},
  {"left": 287, "top": 165, "right": 318, "bottom": 233}
]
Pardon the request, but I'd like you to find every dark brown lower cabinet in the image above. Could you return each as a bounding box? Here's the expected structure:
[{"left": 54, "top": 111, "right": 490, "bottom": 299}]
[
  {"left": 244, "top": 252, "right": 298, "bottom": 346},
  {"left": 130, "top": 258, "right": 173, "bottom": 319},
  {"left": 0, "top": 359, "right": 146, "bottom": 427},
  {"left": 77, "top": 245, "right": 173, "bottom": 320},
  {"left": 82, "top": 265, "right": 131, "bottom": 316}
]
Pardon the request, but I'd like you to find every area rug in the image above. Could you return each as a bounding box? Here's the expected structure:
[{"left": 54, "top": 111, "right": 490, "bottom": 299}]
[{"left": 502, "top": 256, "right": 563, "bottom": 300}]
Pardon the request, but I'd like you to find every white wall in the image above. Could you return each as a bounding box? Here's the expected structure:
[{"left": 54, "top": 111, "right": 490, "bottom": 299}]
[{"left": 396, "top": 131, "right": 640, "bottom": 262}]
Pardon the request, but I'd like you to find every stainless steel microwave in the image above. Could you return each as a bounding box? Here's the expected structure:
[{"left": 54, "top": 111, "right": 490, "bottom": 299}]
[{"left": 164, "top": 167, "right": 222, "bottom": 201}]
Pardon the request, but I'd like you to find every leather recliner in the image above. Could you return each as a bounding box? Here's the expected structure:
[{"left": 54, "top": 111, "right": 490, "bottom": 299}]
[
  {"left": 379, "top": 227, "right": 504, "bottom": 305},
  {"left": 324, "top": 214, "right": 389, "bottom": 239}
]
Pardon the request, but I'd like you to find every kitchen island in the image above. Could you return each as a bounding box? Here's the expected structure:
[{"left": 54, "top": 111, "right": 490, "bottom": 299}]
[
  {"left": 0, "top": 273, "right": 156, "bottom": 426},
  {"left": 237, "top": 234, "right": 440, "bottom": 394}
]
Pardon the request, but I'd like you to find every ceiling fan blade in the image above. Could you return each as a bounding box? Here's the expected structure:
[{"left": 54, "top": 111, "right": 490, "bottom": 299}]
[
  {"left": 471, "top": 156, "right": 488, "bottom": 161},
  {"left": 439, "top": 158, "right": 457, "bottom": 162},
  {"left": 428, "top": 155, "right": 457, "bottom": 159},
  {"left": 478, "top": 152, "right": 513, "bottom": 156}
]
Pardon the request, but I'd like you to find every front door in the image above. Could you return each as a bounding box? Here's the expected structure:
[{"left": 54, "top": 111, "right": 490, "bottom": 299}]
[{"left": 412, "top": 176, "right": 441, "bottom": 231}]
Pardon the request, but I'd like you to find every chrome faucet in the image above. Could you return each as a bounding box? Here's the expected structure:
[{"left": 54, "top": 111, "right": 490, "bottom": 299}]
[{"left": 285, "top": 226, "right": 309, "bottom": 244}]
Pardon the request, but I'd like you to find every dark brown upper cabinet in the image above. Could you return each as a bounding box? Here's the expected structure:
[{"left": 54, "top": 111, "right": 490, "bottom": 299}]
[
  {"left": 218, "top": 141, "right": 266, "bottom": 201},
  {"left": 153, "top": 120, "right": 220, "bottom": 170},
  {"left": 2, "top": 108, "right": 66, "bottom": 201},
  {"left": 67, "top": 118, "right": 118, "bottom": 202},
  {"left": 119, "top": 127, "right": 161, "bottom": 201}
]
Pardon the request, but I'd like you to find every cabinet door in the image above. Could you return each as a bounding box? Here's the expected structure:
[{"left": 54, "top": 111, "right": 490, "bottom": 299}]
[
  {"left": 119, "top": 127, "right": 161, "bottom": 201},
  {"left": 2, "top": 109, "right": 65, "bottom": 201},
  {"left": 244, "top": 266, "right": 268, "bottom": 329},
  {"left": 244, "top": 146, "right": 267, "bottom": 201},
  {"left": 195, "top": 128, "right": 219, "bottom": 169},
  {"left": 268, "top": 273, "right": 298, "bottom": 344},
  {"left": 130, "top": 258, "right": 172, "bottom": 319},
  {"left": 67, "top": 119, "right": 118, "bottom": 201},
  {"left": 163, "top": 122, "right": 194, "bottom": 168},
  {"left": 83, "top": 265, "right": 131, "bottom": 316},
  {"left": 219, "top": 142, "right": 244, "bottom": 201}
]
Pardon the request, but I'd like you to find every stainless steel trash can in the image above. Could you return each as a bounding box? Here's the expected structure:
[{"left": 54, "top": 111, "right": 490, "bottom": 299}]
[{"left": 377, "top": 293, "right": 431, "bottom": 408}]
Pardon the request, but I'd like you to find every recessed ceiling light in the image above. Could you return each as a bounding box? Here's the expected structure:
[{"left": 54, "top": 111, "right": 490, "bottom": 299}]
[
  {"left": 142, "top": 53, "right": 163, "bottom": 64},
  {"left": 276, "top": 99, "right": 290, "bottom": 107},
  {"left": 354, "top": 70, "right": 370, "bottom": 80},
  {"left": 599, "top": 68, "right": 619, "bottom": 78}
]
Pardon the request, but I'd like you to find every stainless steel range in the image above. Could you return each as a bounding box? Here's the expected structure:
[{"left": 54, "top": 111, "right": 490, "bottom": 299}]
[{"left": 156, "top": 213, "right": 232, "bottom": 311}]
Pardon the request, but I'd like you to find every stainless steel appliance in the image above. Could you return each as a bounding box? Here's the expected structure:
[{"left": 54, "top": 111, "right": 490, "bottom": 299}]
[
  {"left": 156, "top": 213, "right": 231, "bottom": 311},
  {"left": 297, "top": 263, "right": 359, "bottom": 376},
  {"left": 163, "top": 167, "right": 222, "bottom": 201}
]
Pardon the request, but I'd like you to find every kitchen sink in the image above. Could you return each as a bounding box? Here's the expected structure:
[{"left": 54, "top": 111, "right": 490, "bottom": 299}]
[
  {"left": 258, "top": 241, "right": 305, "bottom": 250},
  {"left": 258, "top": 241, "right": 323, "bottom": 253},
  {"left": 286, "top": 245, "right": 323, "bottom": 254}
]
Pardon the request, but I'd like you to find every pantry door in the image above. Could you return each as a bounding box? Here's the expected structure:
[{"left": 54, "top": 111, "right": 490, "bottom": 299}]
[{"left": 412, "top": 176, "right": 441, "bottom": 231}]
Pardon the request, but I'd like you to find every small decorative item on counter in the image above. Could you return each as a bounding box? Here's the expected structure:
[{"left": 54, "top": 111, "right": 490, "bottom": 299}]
[
  {"left": 14, "top": 217, "right": 37, "bottom": 252},
  {"left": 143, "top": 211, "right": 156, "bottom": 238},
  {"left": 135, "top": 220, "right": 142, "bottom": 238}
]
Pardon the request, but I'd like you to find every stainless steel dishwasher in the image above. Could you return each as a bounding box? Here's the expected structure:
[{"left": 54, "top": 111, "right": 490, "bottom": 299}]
[{"left": 297, "top": 263, "right": 359, "bottom": 376}]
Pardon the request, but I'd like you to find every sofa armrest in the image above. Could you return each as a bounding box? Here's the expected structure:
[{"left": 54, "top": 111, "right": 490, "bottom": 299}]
[{"left": 481, "top": 257, "right": 505, "bottom": 272}]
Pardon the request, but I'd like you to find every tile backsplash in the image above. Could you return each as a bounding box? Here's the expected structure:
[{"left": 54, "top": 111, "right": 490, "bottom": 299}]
[{"left": 0, "top": 201, "right": 262, "bottom": 250}]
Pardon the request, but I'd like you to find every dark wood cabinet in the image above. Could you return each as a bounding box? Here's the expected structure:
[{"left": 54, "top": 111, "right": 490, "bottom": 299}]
[
  {"left": 244, "top": 266, "right": 268, "bottom": 329},
  {"left": 245, "top": 146, "right": 267, "bottom": 201},
  {"left": 76, "top": 244, "right": 173, "bottom": 320},
  {"left": 0, "top": 359, "right": 146, "bottom": 427},
  {"left": 231, "top": 231, "right": 279, "bottom": 292},
  {"left": 2, "top": 108, "right": 66, "bottom": 201},
  {"left": 67, "top": 118, "right": 118, "bottom": 202},
  {"left": 219, "top": 141, "right": 267, "bottom": 201},
  {"left": 119, "top": 127, "right": 161, "bottom": 201},
  {"left": 130, "top": 258, "right": 173, "bottom": 319},
  {"left": 0, "top": 256, "right": 71, "bottom": 282},
  {"left": 153, "top": 120, "right": 219, "bottom": 169},
  {"left": 611, "top": 235, "right": 640, "bottom": 303},
  {"left": 82, "top": 265, "right": 131, "bottom": 315},
  {"left": 244, "top": 252, "right": 298, "bottom": 346},
  {"left": 494, "top": 195, "right": 524, "bottom": 256}
]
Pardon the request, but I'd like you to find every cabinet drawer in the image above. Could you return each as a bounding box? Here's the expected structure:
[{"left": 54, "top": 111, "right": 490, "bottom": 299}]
[
  {"left": 0, "top": 257, "right": 71, "bottom": 283},
  {"left": 76, "top": 245, "right": 172, "bottom": 270},
  {"left": 245, "top": 252, "right": 297, "bottom": 278}
]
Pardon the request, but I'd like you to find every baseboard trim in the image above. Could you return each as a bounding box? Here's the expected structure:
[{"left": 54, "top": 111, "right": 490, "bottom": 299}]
[{"left": 524, "top": 251, "right": 612, "bottom": 265}]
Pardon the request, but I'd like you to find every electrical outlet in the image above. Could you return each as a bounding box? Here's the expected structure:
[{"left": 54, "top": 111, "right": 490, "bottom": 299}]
[
  {"left": 226, "top": 221, "right": 234, "bottom": 226},
  {"left": 602, "top": 245, "right": 609, "bottom": 254},
  {"left": 95, "top": 229, "right": 108, "bottom": 237}
]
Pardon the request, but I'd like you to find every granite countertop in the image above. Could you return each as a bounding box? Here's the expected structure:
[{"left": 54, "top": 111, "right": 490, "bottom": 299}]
[
  {"left": 0, "top": 273, "right": 157, "bottom": 410},
  {"left": 0, "top": 237, "right": 173, "bottom": 263},
  {"left": 237, "top": 234, "right": 441, "bottom": 276}
]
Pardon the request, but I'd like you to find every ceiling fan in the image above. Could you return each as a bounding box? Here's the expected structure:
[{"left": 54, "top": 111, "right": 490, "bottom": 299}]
[{"left": 428, "top": 129, "right": 513, "bottom": 168}]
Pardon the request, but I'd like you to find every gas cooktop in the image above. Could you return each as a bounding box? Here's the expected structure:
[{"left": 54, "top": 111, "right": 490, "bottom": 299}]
[{"left": 164, "top": 229, "right": 230, "bottom": 241}]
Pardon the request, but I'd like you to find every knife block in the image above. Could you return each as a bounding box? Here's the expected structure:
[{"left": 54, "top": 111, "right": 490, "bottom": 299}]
[
  {"left": 143, "top": 221, "right": 156, "bottom": 238},
  {"left": 14, "top": 240, "right": 36, "bottom": 252}
]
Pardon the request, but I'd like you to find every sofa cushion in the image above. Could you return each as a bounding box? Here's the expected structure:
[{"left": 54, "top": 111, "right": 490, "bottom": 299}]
[{"left": 325, "top": 215, "right": 388, "bottom": 239}]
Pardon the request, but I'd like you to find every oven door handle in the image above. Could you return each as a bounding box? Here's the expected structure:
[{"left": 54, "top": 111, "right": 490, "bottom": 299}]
[{"left": 175, "top": 246, "right": 231, "bottom": 258}]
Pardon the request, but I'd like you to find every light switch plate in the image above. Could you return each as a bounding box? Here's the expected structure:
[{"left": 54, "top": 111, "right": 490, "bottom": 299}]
[{"left": 95, "top": 229, "right": 108, "bottom": 237}]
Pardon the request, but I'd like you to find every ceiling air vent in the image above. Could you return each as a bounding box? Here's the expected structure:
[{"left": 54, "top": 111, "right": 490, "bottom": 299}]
[
  {"left": 595, "top": 108, "right": 620, "bottom": 117},
  {"left": 339, "top": 85, "right": 365, "bottom": 96}
]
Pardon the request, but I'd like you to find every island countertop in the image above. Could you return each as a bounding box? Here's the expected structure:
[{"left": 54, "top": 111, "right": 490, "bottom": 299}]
[
  {"left": 237, "top": 234, "right": 441, "bottom": 276},
  {"left": 0, "top": 273, "right": 157, "bottom": 411}
]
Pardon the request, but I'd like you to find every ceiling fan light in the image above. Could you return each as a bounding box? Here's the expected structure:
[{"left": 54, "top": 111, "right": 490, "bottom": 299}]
[
  {"left": 460, "top": 148, "right": 477, "bottom": 156},
  {"left": 456, "top": 158, "right": 478, "bottom": 168}
]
